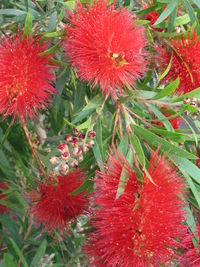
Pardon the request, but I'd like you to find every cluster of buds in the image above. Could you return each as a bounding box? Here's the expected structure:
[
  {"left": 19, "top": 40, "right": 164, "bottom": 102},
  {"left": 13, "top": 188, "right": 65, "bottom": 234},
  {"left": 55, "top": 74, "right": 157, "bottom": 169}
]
[
  {"left": 184, "top": 98, "right": 200, "bottom": 120},
  {"left": 50, "top": 128, "right": 96, "bottom": 174}
]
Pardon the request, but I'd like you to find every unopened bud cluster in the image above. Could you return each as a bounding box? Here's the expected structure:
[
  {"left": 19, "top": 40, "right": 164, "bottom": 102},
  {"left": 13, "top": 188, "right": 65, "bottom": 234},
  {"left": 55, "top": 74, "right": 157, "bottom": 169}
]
[
  {"left": 184, "top": 98, "right": 200, "bottom": 120},
  {"left": 50, "top": 128, "right": 96, "bottom": 174}
]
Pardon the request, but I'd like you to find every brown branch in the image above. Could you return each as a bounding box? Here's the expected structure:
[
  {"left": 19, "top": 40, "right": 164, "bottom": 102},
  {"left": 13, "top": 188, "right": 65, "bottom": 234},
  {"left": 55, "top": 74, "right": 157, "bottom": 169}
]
[{"left": 23, "top": 123, "right": 48, "bottom": 181}]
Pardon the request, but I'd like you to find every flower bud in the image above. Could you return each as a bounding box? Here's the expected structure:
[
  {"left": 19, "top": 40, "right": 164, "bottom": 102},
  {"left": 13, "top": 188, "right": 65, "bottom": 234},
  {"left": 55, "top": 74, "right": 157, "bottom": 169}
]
[
  {"left": 60, "top": 163, "right": 69, "bottom": 173},
  {"left": 49, "top": 156, "right": 60, "bottom": 165},
  {"left": 72, "top": 147, "right": 82, "bottom": 157},
  {"left": 57, "top": 143, "right": 68, "bottom": 153},
  {"left": 87, "top": 140, "right": 94, "bottom": 148},
  {"left": 78, "top": 155, "right": 83, "bottom": 162},
  {"left": 65, "top": 135, "right": 73, "bottom": 142},
  {"left": 78, "top": 132, "right": 85, "bottom": 139},
  {"left": 83, "top": 144, "right": 90, "bottom": 152},
  {"left": 73, "top": 128, "right": 79, "bottom": 135},
  {"left": 61, "top": 151, "right": 70, "bottom": 160},
  {"left": 34, "top": 138, "right": 39, "bottom": 145},
  {"left": 89, "top": 130, "right": 96, "bottom": 138},
  {"left": 66, "top": 136, "right": 79, "bottom": 146},
  {"left": 70, "top": 159, "right": 79, "bottom": 168},
  {"left": 184, "top": 98, "right": 190, "bottom": 104}
]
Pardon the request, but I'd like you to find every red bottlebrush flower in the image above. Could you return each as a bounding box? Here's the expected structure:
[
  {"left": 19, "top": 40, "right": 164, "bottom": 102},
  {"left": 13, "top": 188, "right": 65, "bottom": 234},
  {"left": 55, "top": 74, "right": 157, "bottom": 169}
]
[
  {"left": 64, "top": 0, "right": 147, "bottom": 96},
  {"left": 86, "top": 149, "right": 187, "bottom": 266},
  {"left": 29, "top": 170, "right": 88, "bottom": 234},
  {"left": 145, "top": 10, "right": 159, "bottom": 26},
  {"left": 0, "top": 33, "right": 55, "bottom": 123},
  {"left": 179, "top": 227, "right": 200, "bottom": 266},
  {"left": 0, "top": 181, "right": 9, "bottom": 214},
  {"left": 158, "top": 31, "right": 200, "bottom": 95},
  {"left": 135, "top": 0, "right": 165, "bottom": 28}
]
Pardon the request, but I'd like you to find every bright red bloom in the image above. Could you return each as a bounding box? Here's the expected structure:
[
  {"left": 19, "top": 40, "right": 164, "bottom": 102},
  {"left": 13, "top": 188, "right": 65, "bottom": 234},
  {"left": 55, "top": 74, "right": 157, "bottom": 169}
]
[
  {"left": 145, "top": 10, "right": 159, "bottom": 26},
  {"left": 136, "top": 0, "right": 165, "bottom": 27},
  {"left": 0, "top": 181, "right": 9, "bottom": 214},
  {"left": 158, "top": 31, "right": 200, "bottom": 95},
  {"left": 0, "top": 33, "right": 55, "bottom": 123},
  {"left": 179, "top": 227, "right": 200, "bottom": 266},
  {"left": 64, "top": 0, "right": 147, "bottom": 96},
  {"left": 29, "top": 170, "right": 88, "bottom": 234},
  {"left": 86, "top": 149, "right": 187, "bottom": 266}
]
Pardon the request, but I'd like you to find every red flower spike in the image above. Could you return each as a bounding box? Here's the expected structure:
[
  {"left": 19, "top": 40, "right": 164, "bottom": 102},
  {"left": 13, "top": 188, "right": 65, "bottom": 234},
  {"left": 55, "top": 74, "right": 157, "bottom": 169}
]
[
  {"left": 179, "top": 227, "right": 200, "bottom": 266},
  {"left": 86, "top": 149, "right": 187, "bottom": 266},
  {"left": 64, "top": 0, "right": 147, "bottom": 96},
  {"left": 0, "top": 181, "right": 9, "bottom": 214},
  {"left": 29, "top": 170, "right": 88, "bottom": 234},
  {"left": 0, "top": 33, "right": 56, "bottom": 123},
  {"left": 158, "top": 31, "right": 200, "bottom": 95}
]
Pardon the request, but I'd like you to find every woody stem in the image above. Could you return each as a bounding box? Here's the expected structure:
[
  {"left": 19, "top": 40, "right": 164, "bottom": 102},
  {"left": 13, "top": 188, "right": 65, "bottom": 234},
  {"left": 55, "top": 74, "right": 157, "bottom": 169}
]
[{"left": 23, "top": 123, "right": 48, "bottom": 181}]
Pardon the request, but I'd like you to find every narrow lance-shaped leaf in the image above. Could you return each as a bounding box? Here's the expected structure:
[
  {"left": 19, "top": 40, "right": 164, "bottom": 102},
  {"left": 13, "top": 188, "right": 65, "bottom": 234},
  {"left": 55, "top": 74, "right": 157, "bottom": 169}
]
[
  {"left": 183, "top": 0, "right": 200, "bottom": 34},
  {"left": 133, "top": 125, "right": 196, "bottom": 159},
  {"left": 154, "top": 77, "right": 180, "bottom": 100},
  {"left": 153, "top": 0, "right": 178, "bottom": 26},
  {"left": 10, "top": 238, "right": 28, "bottom": 267},
  {"left": 30, "top": 240, "right": 47, "bottom": 267},
  {"left": 24, "top": 11, "right": 32, "bottom": 37}
]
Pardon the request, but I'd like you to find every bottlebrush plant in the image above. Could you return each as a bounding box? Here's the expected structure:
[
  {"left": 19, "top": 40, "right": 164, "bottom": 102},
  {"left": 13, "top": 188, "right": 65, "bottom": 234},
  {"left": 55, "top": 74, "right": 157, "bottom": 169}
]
[{"left": 1, "top": 0, "right": 200, "bottom": 266}]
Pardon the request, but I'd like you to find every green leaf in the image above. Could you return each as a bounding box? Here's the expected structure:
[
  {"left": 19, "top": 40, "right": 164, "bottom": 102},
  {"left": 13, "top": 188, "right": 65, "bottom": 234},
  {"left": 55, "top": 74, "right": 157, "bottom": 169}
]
[
  {"left": 153, "top": 0, "right": 177, "bottom": 26},
  {"left": 185, "top": 205, "right": 198, "bottom": 245},
  {"left": 133, "top": 125, "right": 196, "bottom": 159},
  {"left": 116, "top": 148, "right": 133, "bottom": 199},
  {"left": 95, "top": 118, "right": 103, "bottom": 160},
  {"left": 10, "top": 238, "right": 28, "bottom": 267},
  {"left": 69, "top": 179, "right": 92, "bottom": 195},
  {"left": 77, "top": 117, "right": 92, "bottom": 131},
  {"left": 135, "top": 19, "right": 150, "bottom": 26},
  {"left": 93, "top": 141, "right": 104, "bottom": 172},
  {"left": 175, "top": 157, "right": 200, "bottom": 185},
  {"left": 4, "top": 254, "right": 17, "bottom": 267},
  {"left": 183, "top": 0, "right": 200, "bottom": 34},
  {"left": 72, "top": 95, "right": 104, "bottom": 124},
  {"left": 147, "top": 104, "right": 174, "bottom": 132},
  {"left": 158, "top": 52, "right": 173, "bottom": 83},
  {"left": 168, "top": 5, "right": 177, "bottom": 32},
  {"left": 131, "top": 135, "right": 145, "bottom": 167},
  {"left": 24, "top": 0, "right": 29, "bottom": 11},
  {"left": 0, "top": 9, "right": 27, "bottom": 16},
  {"left": 30, "top": 240, "right": 47, "bottom": 267},
  {"left": 48, "top": 11, "right": 57, "bottom": 31},
  {"left": 175, "top": 14, "right": 190, "bottom": 26},
  {"left": 192, "top": 0, "right": 200, "bottom": 8},
  {"left": 185, "top": 173, "right": 200, "bottom": 209},
  {"left": 117, "top": 134, "right": 129, "bottom": 156},
  {"left": 39, "top": 43, "right": 60, "bottom": 56},
  {"left": 154, "top": 77, "right": 179, "bottom": 100},
  {"left": 173, "top": 87, "right": 200, "bottom": 102},
  {"left": 24, "top": 11, "right": 32, "bottom": 36},
  {"left": 64, "top": 0, "right": 76, "bottom": 9},
  {"left": 0, "top": 124, "right": 12, "bottom": 150},
  {"left": 181, "top": 116, "right": 198, "bottom": 146},
  {"left": 43, "top": 30, "right": 64, "bottom": 38}
]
